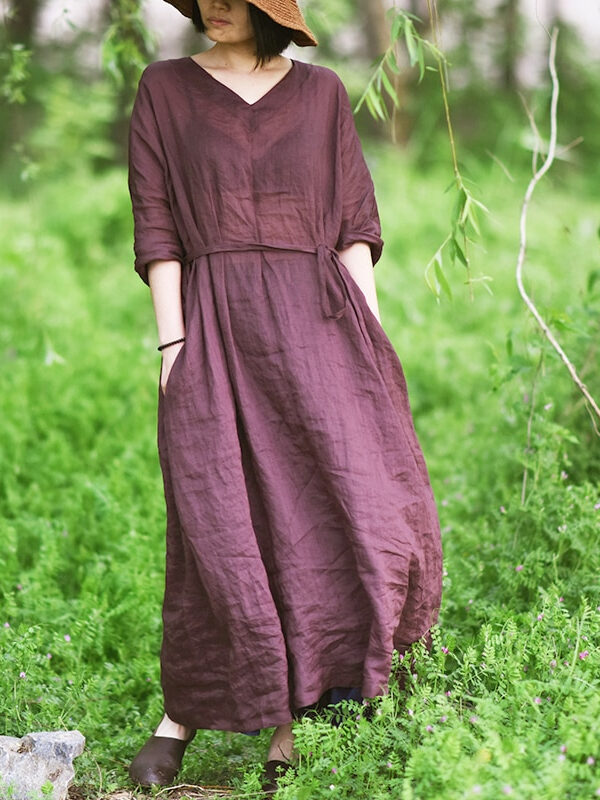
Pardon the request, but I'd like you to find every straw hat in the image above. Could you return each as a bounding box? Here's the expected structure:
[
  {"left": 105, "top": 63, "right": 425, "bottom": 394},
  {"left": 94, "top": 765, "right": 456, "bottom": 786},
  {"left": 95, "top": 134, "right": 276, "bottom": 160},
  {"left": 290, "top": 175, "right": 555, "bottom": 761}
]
[{"left": 164, "top": 0, "right": 318, "bottom": 47}]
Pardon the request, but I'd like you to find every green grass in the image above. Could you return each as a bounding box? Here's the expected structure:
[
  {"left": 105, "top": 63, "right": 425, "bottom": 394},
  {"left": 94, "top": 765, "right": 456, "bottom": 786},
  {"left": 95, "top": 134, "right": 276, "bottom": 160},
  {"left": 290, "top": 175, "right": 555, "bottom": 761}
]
[{"left": 0, "top": 145, "right": 599, "bottom": 798}]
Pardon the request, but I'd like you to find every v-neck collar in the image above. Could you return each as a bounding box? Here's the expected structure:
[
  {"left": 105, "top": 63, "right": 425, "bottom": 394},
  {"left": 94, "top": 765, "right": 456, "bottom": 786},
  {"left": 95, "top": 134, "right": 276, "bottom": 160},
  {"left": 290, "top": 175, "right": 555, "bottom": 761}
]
[{"left": 186, "top": 56, "right": 296, "bottom": 108}]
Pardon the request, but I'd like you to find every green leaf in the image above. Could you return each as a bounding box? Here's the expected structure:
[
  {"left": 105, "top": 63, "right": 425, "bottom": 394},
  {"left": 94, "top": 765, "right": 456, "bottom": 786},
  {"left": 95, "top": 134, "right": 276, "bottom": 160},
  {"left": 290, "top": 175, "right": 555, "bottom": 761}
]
[
  {"left": 381, "top": 70, "right": 399, "bottom": 108},
  {"left": 434, "top": 259, "right": 453, "bottom": 301},
  {"left": 404, "top": 24, "right": 418, "bottom": 67}
]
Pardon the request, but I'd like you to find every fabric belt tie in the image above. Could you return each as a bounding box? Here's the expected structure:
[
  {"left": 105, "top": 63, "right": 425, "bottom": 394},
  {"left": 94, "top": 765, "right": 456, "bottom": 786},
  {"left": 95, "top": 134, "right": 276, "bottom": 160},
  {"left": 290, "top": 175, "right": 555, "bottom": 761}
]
[{"left": 185, "top": 241, "right": 348, "bottom": 321}]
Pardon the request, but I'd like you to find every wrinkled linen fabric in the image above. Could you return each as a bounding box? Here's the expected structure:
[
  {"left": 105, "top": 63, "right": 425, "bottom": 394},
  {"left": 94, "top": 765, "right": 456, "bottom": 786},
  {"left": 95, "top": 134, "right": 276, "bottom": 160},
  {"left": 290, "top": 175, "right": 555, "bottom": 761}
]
[{"left": 128, "top": 57, "right": 443, "bottom": 733}]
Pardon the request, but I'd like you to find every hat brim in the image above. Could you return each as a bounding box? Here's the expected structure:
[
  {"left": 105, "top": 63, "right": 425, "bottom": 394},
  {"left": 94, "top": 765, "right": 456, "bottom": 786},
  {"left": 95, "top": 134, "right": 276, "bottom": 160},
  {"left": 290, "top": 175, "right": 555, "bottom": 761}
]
[{"left": 164, "top": 0, "right": 318, "bottom": 47}]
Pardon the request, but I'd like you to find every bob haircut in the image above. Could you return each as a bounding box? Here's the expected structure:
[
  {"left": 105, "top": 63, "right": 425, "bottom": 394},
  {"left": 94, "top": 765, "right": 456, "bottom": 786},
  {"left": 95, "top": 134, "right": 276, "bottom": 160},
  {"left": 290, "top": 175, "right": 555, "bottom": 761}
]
[{"left": 192, "top": 3, "right": 294, "bottom": 66}]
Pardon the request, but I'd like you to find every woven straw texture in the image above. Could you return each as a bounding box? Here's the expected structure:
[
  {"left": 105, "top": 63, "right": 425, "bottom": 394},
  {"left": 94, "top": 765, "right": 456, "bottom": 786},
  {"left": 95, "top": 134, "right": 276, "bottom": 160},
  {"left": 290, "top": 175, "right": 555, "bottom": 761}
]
[{"left": 164, "top": 0, "right": 317, "bottom": 47}]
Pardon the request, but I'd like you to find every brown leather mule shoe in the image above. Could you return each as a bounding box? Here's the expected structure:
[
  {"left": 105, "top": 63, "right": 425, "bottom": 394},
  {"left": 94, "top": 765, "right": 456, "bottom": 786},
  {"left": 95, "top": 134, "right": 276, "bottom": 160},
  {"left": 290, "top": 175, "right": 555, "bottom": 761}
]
[
  {"left": 128, "top": 731, "right": 196, "bottom": 787},
  {"left": 262, "top": 759, "right": 294, "bottom": 794}
]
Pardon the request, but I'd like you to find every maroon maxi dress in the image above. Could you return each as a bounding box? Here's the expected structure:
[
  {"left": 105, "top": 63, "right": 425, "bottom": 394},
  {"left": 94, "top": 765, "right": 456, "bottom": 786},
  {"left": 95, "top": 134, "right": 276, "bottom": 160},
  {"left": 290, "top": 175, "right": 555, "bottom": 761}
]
[{"left": 128, "top": 56, "right": 443, "bottom": 733}]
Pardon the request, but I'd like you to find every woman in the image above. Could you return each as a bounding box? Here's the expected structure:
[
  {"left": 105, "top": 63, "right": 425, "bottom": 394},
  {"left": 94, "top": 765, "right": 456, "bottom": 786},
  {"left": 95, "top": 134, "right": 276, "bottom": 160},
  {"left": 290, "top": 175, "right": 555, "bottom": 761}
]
[{"left": 127, "top": 0, "right": 443, "bottom": 791}]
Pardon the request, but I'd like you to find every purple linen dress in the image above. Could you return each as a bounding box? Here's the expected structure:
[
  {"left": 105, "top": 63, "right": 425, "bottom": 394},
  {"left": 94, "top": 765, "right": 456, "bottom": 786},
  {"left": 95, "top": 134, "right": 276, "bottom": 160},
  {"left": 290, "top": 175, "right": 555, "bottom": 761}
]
[{"left": 128, "top": 57, "right": 443, "bottom": 733}]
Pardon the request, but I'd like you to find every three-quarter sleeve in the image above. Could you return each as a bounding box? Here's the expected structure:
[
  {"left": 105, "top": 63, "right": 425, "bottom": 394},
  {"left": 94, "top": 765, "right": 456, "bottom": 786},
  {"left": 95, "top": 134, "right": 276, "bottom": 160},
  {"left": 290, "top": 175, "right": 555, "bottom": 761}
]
[
  {"left": 128, "top": 67, "right": 184, "bottom": 284},
  {"left": 335, "top": 81, "right": 384, "bottom": 266}
]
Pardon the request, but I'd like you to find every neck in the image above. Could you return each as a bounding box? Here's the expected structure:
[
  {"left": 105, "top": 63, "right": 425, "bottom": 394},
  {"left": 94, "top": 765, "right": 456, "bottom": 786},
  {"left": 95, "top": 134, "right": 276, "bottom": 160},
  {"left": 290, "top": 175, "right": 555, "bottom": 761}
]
[{"left": 205, "top": 41, "right": 264, "bottom": 72}]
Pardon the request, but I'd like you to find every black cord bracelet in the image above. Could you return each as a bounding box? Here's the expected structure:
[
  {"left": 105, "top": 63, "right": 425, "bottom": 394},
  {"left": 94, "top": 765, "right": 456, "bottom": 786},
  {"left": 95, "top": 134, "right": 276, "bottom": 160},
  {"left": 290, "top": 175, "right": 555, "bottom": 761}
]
[{"left": 158, "top": 337, "right": 186, "bottom": 352}]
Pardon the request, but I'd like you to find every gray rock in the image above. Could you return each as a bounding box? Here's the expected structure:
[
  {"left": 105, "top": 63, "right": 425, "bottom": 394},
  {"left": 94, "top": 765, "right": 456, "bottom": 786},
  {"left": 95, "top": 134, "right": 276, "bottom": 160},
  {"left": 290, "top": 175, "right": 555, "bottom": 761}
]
[{"left": 0, "top": 731, "right": 85, "bottom": 800}]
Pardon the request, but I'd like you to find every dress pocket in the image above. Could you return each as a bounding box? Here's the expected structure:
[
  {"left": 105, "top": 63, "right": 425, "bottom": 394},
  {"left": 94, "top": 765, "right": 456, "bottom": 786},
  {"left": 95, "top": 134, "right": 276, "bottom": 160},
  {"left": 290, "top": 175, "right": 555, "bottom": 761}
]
[{"left": 160, "top": 342, "right": 186, "bottom": 398}]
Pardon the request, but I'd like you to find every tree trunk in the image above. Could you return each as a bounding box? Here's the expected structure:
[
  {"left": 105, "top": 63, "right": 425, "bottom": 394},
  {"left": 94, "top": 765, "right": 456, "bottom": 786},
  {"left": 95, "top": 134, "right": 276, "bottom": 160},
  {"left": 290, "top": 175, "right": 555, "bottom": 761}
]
[
  {"left": 357, "top": 0, "right": 390, "bottom": 59},
  {"left": 499, "top": 0, "right": 521, "bottom": 91},
  {"left": 5, "top": 0, "right": 43, "bottom": 48}
]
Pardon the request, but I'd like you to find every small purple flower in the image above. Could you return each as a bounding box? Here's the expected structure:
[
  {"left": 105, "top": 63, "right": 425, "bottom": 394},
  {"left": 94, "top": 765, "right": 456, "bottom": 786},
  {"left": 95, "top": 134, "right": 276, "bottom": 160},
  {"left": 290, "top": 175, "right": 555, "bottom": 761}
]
[
  {"left": 558, "top": 754, "right": 566, "bottom": 762},
  {"left": 550, "top": 659, "right": 557, "bottom": 669},
  {"left": 543, "top": 402, "right": 553, "bottom": 411},
  {"left": 534, "top": 697, "right": 542, "bottom": 704},
  {"left": 500, "top": 506, "right": 506, "bottom": 514},
  {"left": 579, "top": 650, "right": 590, "bottom": 660},
  {"left": 407, "top": 709, "right": 414, "bottom": 717},
  {"left": 19, "top": 671, "right": 26, "bottom": 679},
  {"left": 515, "top": 564, "right": 523, "bottom": 572},
  {"left": 537, "top": 613, "right": 544, "bottom": 621},
  {"left": 386, "top": 761, "right": 392, "bottom": 769},
  {"left": 469, "top": 715, "right": 478, "bottom": 724},
  {"left": 440, "top": 715, "right": 447, "bottom": 723},
  {"left": 329, "top": 784, "right": 335, "bottom": 791},
  {"left": 594, "top": 502, "right": 600, "bottom": 511},
  {"left": 472, "top": 786, "right": 482, "bottom": 795},
  {"left": 64, "top": 634, "right": 71, "bottom": 643},
  {"left": 426, "top": 725, "right": 434, "bottom": 733},
  {"left": 441, "top": 646, "right": 449, "bottom": 655},
  {"left": 502, "top": 786, "right": 513, "bottom": 795},
  {"left": 558, "top": 597, "right": 564, "bottom": 603},
  {"left": 588, "top": 757, "right": 596, "bottom": 766},
  {"left": 3, "top": 622, "right": 9, "bottom": 628},
  {"left": 16, "top": 584, "right": 23, "bottom": 591},
  {"left": 146, "top": 677, "right": 151, "bottom": 682},
  {"left": 523, "top": 665, "right": 529, "bottom": 672},
  {"left": 445, "top": 690, "right": 452, "bottom": 697},
  {"left": 560, "top": 745, "right": 567, "bottom": 753},
  {"left": 560, "top": 471, "right": 568, "bottom": 480},
  {"left": 46, "top": 653, "right": 52, "bottom": 660},
  {"left": 331, "top": 767, "right": 337, "bottom": 774}
]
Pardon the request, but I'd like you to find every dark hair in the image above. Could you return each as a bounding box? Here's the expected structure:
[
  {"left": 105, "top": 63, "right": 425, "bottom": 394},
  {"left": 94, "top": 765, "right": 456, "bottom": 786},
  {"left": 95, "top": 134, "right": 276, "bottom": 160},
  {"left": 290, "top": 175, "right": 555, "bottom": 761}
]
[{"left": 191, "top": 3, "right": 294, "bottom": 67}]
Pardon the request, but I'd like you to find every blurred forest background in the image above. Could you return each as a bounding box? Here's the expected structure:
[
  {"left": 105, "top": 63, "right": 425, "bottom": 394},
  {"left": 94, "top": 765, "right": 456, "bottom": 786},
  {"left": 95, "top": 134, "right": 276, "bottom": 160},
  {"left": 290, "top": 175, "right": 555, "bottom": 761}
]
[
  {"left": 1, "top": 1, "right": 600, "bottom": 798},
  {"left": 2, "top": 0, "right": 600, "bottom": 179}
]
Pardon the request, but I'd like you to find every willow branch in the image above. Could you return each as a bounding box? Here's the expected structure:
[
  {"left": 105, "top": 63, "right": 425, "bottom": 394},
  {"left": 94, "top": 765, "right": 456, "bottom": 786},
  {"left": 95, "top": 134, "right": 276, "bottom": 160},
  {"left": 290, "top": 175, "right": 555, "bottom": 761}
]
[{"left": 516, "top": 27, "right": 600, "bottom": 426}]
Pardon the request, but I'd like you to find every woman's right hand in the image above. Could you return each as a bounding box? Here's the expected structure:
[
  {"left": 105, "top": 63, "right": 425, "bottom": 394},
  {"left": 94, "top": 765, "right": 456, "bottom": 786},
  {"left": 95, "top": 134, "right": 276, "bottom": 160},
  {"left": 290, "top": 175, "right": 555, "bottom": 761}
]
[{"left": 160, "top": 340, "right": 185, "bottom": 396}]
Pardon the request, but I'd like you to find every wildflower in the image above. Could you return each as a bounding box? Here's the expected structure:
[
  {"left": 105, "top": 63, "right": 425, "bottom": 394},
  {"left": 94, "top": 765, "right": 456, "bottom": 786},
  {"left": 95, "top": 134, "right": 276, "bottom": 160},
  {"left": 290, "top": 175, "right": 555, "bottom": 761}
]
[
  {"left": 441, "top": 646, "right": 449, "bottom": 654},
  {"left": 523, "top": 665, "right": 528, "bottom": 672},
  {"left": 595, "top": 788, "right": 600, "bottom": 797},
  {"left": 588, "top": 757, "right": 596, "bottom": 766},
  {"left": 500, "top": 506, "right": 506, "bottom": 514},
  {"left": 146, "top": 677, "right": 151, "bottom": 682},
  {"left": 560, "top": 745, "right": 567, "bottom": 753},
  {"left": 375, "top": 708, "right": 382, "bottom": 716},
  {"left": 469, "top": 715, "right": 478, "bottom": 724},
  {"left": 426, "top": 725, "right": 434, "bottom": 733},
  {"left": 515, "top": 564, "right": 523, "bottom": 572},
  {"left": 537, "top": 613, "right": 544, "bottom": 621},
  {"left": 64, "top": 634, "right": 71, "bottom": 643},
  {"left": 46, "top": 653, "right": 52, "bottom": 660},
  {"left": 331, "top": 768, "right": 337, "bottom": 774},
  {"left": 550, "top": 660, "right": 557, "bottom": 669},
  {"left": 3, "top": 622, "right": 9, "bottom": 628},
  {"left": 386, "top": 761, "right": 393, "bottom": 769},
  {"left": 558, "top": 597, "right": 564, "bottom": 602},
  {"left": 582, "top": 635, "right": 588, "bottom": 641},
  {"left": 19, "top": 671, "right": 26, "bottom": 679},
  {"left": 560, "top": 471, "right": 568, "bottom": 480},
  {"left": 440, "top": 716, "right": 448, "bottom": 723},
  {"left": 534, "top": 697, "right": 542, "bottom": 704},
  {"left": 445, "top": 691, "right": 452, "bottom": 697},
  {"left": 543, "top": 402, "right": 553, "bottom": 411},
  {"left": 594, "top": 502, "right": 600, "bottom": 511},
  {"left": 407, "top": 709, "right": 414, "bottom": 717},
  {"left": 558, "top": 754, "right": 566, "bottom": 762},
  {"left": 329, "top": 785, "right": 335, "bottom": 791},
  {"left": 579, "top": 650, "right": 590, "bottom": 660},
  {"left": 16, "top": 584, "right": 23, "bottom": 591},
  {"left": 558, "top": 524, "right": 567, "bottom": 533},
  {"left": 502, "top": 786, "right": 513, "bottom": 795},
  {"left": 472, "top": 786, "right": 482, "bottom": 795},
  {"left": 441, "top": 499, "right": 449, "bottom": 507}
]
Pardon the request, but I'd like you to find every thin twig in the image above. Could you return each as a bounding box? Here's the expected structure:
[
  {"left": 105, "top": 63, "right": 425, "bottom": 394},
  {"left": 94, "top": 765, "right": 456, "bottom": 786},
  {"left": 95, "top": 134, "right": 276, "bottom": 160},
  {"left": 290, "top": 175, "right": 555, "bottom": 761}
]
[{"left": 515, "top": 27, "right": 600, "bottom": 427}]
